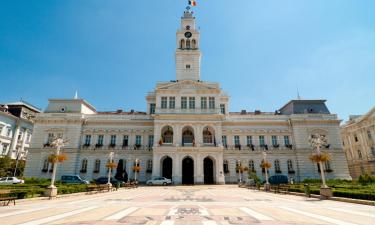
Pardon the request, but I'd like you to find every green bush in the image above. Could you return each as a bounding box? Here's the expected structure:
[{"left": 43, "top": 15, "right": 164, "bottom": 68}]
[{"left": 358, "top": 174, "right": 375, "bottom": 185}]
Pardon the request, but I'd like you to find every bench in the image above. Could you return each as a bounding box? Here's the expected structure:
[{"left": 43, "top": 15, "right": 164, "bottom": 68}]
[
  {"left": 86, "top": 184, "right": 112, "bottom": 194},
  {"left": 279, "top": 184, "right": 290, "bottom": 194},
  {"left": 124, "top": 181, "right": 138, "bottom": 189},
  {"left": 0, "top": 190, "right": 17, "bottom": 206}
]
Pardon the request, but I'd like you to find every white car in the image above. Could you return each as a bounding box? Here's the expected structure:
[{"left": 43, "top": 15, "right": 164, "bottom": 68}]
[
  {"left": 0, "top": 177, "right": 25, "bottom": 185},
  {"left": 146, "top": 177, "right": 172, "bottom": 186}
]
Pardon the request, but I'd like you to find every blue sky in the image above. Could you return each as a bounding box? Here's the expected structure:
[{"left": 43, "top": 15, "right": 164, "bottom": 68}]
[{"left": 0, "top": 0, "right": 374, "bottom": 121}]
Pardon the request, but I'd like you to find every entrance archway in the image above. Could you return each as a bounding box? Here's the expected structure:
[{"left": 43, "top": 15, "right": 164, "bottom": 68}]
[
  {"left": 182, "top": 157, "right": 194, "bottom": 184},
  {"left": 162, "top": 157, "right": 172, "bottom": 179},
  {"left": 204, "top": 157, "right": 214, "bottom": 184}
]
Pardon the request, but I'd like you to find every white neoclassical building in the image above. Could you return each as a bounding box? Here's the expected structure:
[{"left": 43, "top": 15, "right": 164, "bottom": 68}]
[{"left": 24, "top": 8, "right": 351, "bottom": 184}]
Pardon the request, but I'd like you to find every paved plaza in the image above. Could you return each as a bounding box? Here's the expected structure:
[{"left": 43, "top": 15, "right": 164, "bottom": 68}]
[{"left": 0, "top": 185, "right": 374, "bottom": 225}]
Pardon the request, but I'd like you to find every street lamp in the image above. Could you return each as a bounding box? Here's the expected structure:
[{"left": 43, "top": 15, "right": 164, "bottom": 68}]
[
  {"left": 262, "top": 151, "right": 271, "bottom": 191},
  {"left": 46, "top": 138, "right": 68, "bottom": 198},
  {"left": 309, "top": 133, "right": 332, "bottom": 198},
  {"left": 107, "top": 152, "right": 115, "bottom": 188},
  {"left": 134, "top": 158, "right": 139, "bottom": 181}
]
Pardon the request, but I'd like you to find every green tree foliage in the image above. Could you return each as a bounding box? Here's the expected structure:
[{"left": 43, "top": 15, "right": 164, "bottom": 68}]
[
  {"left": 0, "top": 156, "right": 25, "bottom": 177},
  {"left": 248, "top": 171, "right": 261, "bottom": 185},
  {"left": 358, "top": 174, "right": 375, "bottom": 185}
]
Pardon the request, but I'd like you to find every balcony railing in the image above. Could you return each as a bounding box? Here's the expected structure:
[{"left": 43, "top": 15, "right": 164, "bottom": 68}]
[
  {"left": 223, "top": 144, "right": 295, "bottom": 151},
  {"left": 156, "top": 108, "right": 222, "bottom": 115},
  {"left": 81, "top": 144, "right": 153, "bottom": 151}
]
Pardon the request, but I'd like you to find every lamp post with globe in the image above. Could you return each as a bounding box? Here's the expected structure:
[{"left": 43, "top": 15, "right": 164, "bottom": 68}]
[
  {"left": 309, "top": 133, "right": 332, "bottom": 198},
  {"left": 261, "top": 151, "right": 271, "bottom": 191},
  {"left": 45, "top": 138, "right": 69, "bottom": 198}
]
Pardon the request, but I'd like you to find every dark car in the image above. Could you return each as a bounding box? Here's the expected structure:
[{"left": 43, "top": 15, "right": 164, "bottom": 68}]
[
  {"left": 268, "top": 175, "right": 289, "bottom": 185},
  {"left": 61, "top": 175, "right": 90, "bottom": 184},
  {"left": 95, "top": 177, "right": 123, "bottom": 185}
]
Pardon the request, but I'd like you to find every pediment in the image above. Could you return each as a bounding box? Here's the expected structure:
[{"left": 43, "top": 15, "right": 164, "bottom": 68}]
[{"left": 157, "top": 80, "right": 217, "bottom": 91}]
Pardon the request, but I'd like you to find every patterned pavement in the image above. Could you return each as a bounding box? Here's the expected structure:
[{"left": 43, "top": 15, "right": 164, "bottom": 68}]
[{"left": 0, "top": 185, "right": 374, "bottom": 225}]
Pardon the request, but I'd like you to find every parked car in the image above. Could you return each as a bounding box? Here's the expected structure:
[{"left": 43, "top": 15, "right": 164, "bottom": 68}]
[
  {"left": 61, "top": 175, "right": 90, "bottom": 184},
  {"left": 0, "top": 177, "right": 24, "bottom": 185},
  {"left": 146, "top": 177, "right": 172, "bottom": 186},
  {"left": 95, "top": 177, "right": 124, "bottom": 185},
  {"left": 268, "top": 175, "right": 289, "bottom": 185}
]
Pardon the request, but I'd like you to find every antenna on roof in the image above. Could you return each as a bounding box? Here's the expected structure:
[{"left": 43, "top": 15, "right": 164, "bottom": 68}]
[
  {"left": 297, "top": 87, "right": 301, "bottom": 100},
  {"left": 74, "top": 91, "right": 78, "bottom": 99}
]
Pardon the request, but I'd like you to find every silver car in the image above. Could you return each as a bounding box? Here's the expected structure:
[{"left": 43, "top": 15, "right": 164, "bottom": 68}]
[
  {"left": 0, "top": 177, "right": 25, "bottom": 185},
  {"left": 146, "top": 177, "right": 172, "bottom": 186}
]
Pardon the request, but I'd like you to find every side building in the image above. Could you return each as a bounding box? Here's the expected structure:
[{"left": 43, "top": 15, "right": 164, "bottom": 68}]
[
  {"left": 0, "top": 101, "right": 41, "bottom": 160},
  {"left": 24, "top": 8, "right": 351, "bottom": 184},
  {"left": 341, "top": 107, "right": 375, "bottom": 179}
]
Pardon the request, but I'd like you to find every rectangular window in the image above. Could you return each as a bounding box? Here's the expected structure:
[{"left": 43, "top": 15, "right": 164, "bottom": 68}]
[
  {"left": 284, "top": 136, "right": 290, "bottom": 146},
  {"left": 371, "top": 147, "right": 375, "bottom": 156},
  {"left": 136, "top": 135, "right": 142, "bottom": 146},
  {"left": 201, "top": 97, "right": 207, "bottom": 109},
  {"left": 368, "top": 130, "right": 372, "bottom": 140},
  {"left": 169, "top": 97, "right": 175, "bottom": 109},
  {"left": 97, "top": 135, "right": 104, "bottom": 145},
  {"left": 354, "top": 135, "right": 359, "bottom": 142},
  {"left": 84, "top": 135, "right": 91, "bottom": 145},
  {"left": 259, "top": 136, "right": 265, "bottom": 146},
  {"left": 47, "top": 133, "right": 54, "bottom": 143},
  {"left": 161, "top": 97, "right": 168, "bottom": 109},
  {"left": 246, "top": 136, "right": 253, "bottom": 146},
  {"left": 110, "top": 135, "right": 116, "bottom": 145},
  {"left": 222, "top": 135, "right": 227, "bottom": 147},
  {"left": 6, "top": 127, "right": 12, "bottom": 137},
  {"left": 220, "top": 104, "right": 225, "bottom": 114},
  {"left": 186, "top": 64, "right": 191, "bottom": 69},
  {"left": 209, "top": 97, "right": 215, "bottom": 109},
  {"left": 181, "top": 97, "right": 187, "bottom": 109},
  {"left": 189, "top": 97, "right": 195, "bottom": 109},
  {"left": 150, "top": 103, "right": 155, "bottom": 114},
  {"left": 234, "top": 136, "right": 240, "bottom": 146},
  {"left": 148, "top": 135, "right": 154, "bottom": 147},
  {"left": 272, "top": 136, "right": 278, "bottom": 146},
  {"left": 123, "top": 135, "right": 129, "bottom": 147}
]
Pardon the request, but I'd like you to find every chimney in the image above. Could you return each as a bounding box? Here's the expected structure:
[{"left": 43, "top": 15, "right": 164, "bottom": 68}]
[
  {"left": 255, "top": 110, "right": 261, "bottom": 115},
  {"left": 241, "top": 110, "right": 247, "bottom": 115},
  {"left": 116, "top": 109, "right": 123, "bottom": 113}
]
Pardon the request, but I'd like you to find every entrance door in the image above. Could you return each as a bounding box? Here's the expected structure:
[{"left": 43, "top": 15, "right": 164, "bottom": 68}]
[
  {"left": 162, "top": 157, "right": 172, "bottom": 179},
  {"left": 182, "top": 157, "right": 194, "bottom": 184},
  {"left": 204, "top": 157, "right": 214, "bottom": 184}
]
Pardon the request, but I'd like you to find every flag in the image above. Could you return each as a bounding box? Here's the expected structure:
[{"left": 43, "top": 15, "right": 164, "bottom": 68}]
[{"left": 189, "top": 0, "right": 197, "bottom": 6}]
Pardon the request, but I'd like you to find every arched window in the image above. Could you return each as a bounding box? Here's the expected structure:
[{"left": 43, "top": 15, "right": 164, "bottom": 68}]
[
  {"left": 203, "top": 130, "right": 213, "bottom": 144},
  {"left": 81, "top": 159, "right": 88, "bottom": 173},
  {"left": 192, "top": 39, "right": 197, "bottom": 48},
  {"left": 162, "top": 126, "right": 173, "bottom": 144},
  {"left": 180, "top": 39, "right": 185, "bottom": 49},
  {"left": 186, "top": 39, "right": 191, "bottom": 49},
  {"left": 358, "top": 150, "right": 363, "bottom": 159},
  {"left": 248, "top": 160, "right": 255, "bottom": 172},
  {"left": 182, "top": 127, "right": 194, "bottom": 146},
  {"left": 42, "top": 159, "right": 49, "bottom": 172},
  {"left": 223, "top": 160, "right": 229, "bottom": 173},
  {"left": 287, "top": 160, "right": 294, "bottom": 173},
  {"left": 274, "top": 160, "right": 281, "bottom": 173},
  {"left": 147, "top": 159, "right": 152, "bottom": 173},
  {"left": 94, "top": 159, "right": 100, "bottom": 173}
]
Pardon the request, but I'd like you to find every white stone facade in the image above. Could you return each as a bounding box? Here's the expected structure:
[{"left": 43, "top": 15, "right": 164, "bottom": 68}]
[
  {"left": 24, "top": 9, "right": 351, "bottom": 184},
  {"left": 0, "top": 101, "right": 40, "bottom": 160},
  {"left": 341, "top": 108, "right": 375, "bottom": 179}
]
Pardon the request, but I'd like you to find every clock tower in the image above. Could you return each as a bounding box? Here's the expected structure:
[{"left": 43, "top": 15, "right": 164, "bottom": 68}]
[{"left": 176, "top": 7, "right": 201, "bottom": 81}]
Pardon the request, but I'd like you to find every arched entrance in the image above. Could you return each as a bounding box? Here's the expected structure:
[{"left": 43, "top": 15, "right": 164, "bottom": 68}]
[
  {"left": 182, "top": 157, "right": 194, "bottom": 184},
  {"left": 204, "top": 157, "right": 214, "bottom": 184},
  {"left": 162, "top": 157, "right": 172, "bottom": 179}
]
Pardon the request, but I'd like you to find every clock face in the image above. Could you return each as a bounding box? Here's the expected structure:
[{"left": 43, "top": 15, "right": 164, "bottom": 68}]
[{"left": 184, "top": 32, "right": 192, "bottom": 38}]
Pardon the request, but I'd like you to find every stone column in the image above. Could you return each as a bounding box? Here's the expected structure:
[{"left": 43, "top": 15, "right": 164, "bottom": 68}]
[
  {"left": 20, "top": 129, "right": 28, "bottom": 158},
  {"left": 152, "top": 154, "right": 160, "bottom": 178},
  {"left": 196, "top": 125, "right": 203, "bottom": 147},
  {"left": 195, "top": 153, "right": 204, "bottom": 184},
  {"left": 215, "top": 125, "right": 222, "bottom": 146},
  {"left": 217, "top": 153, "right": 225, "bottom": 184},
  {"left": 9, "top": 122, "right": 20, "bottom": 158},
  {"left": 175, "top": 124, "right": 182, "bottom": 147},
  {"left": 173, "top": 154, "right": 182, "bottom": 184}
]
